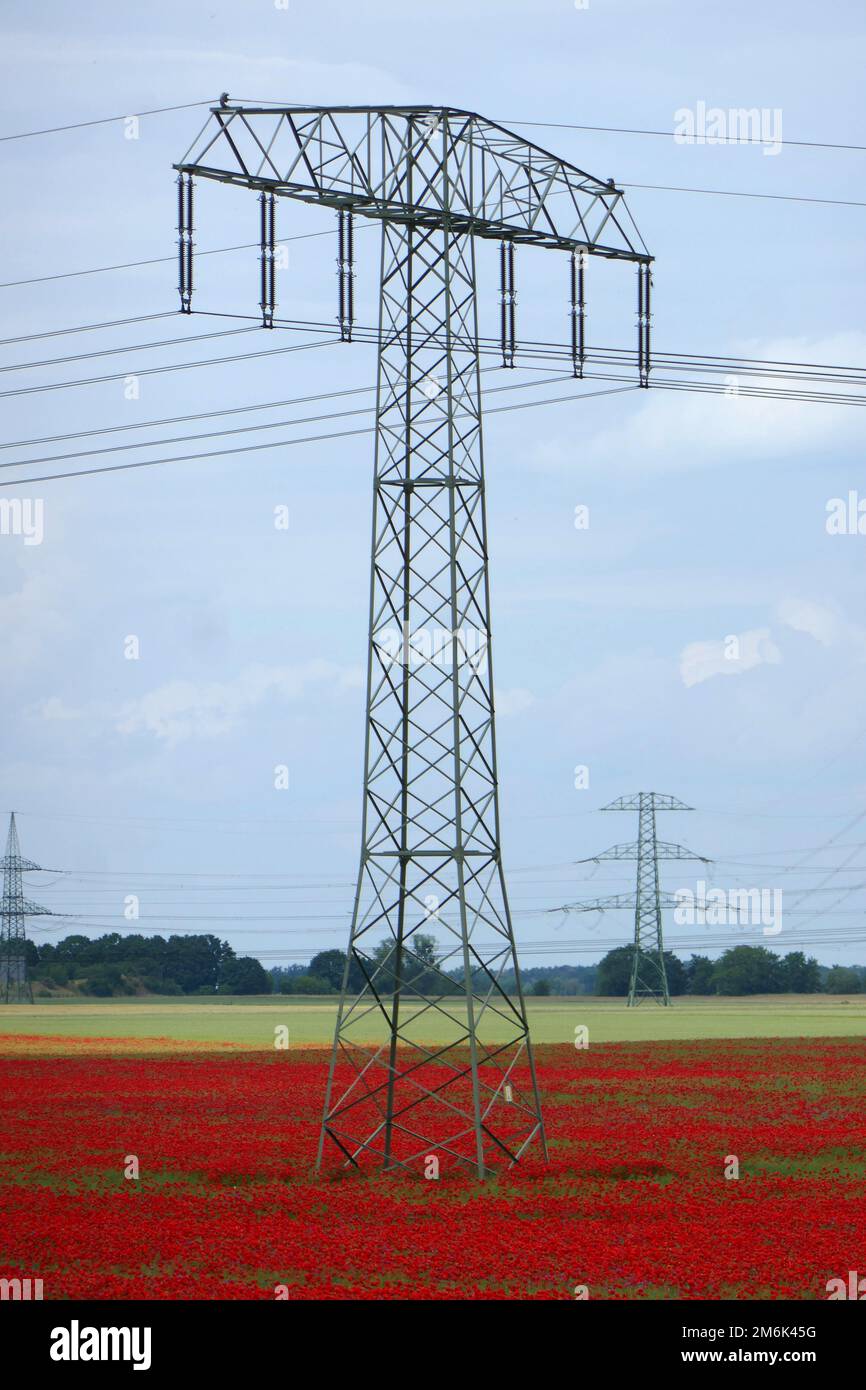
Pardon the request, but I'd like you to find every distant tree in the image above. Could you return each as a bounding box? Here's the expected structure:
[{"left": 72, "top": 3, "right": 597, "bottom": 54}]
[
  {"left": 218, "top": 955, "right": 272, "bottom": 995},
  {"left": 504, "top": 964, "right": 597, "bottom": 996},
  {"left": 824, "top": 965, "right": 862, "bottom": 994},
  {"left": 82, "top": 963, "right": 128, "bottom": 997},
  {"left": 164, "top": 934, "right": 233, "bottom": 993},
  {"left": 780, "top": 951, "right": 821, "bottom": 993},
  {"left": 288, "top": 973, "right": 332, "bottom": 995},
  {"left": 712, "top": 946, "right": 783, "bottom": 996},
  {"left": 531, "top": 977, "right": 551, "bottom": 997},
  {"left": 309, "top": 950, "right": 348, "bottom": 992},
  {"left": 54, "top": 934, "right": 98, "bottom": 964},
  {"left": 595, "top": 947, "right": 633, "bottom": 996},
  {"left": 308, "top": 950, "right": 345, "bottom": 991},
  {"left": 664, "top": 952, "right": 688, "bottom": 996},
  {"left": 595, "top": 946, "right": 683, "bottom": 996},
  {"left": 366, "top": 932, "right": 448, "bottom": 996},
  {"left": 269, "top": 964, "right": 308, "bottom": 992},
  {"left": 686, "top": 954, "right": 716, "bottom": 995}
]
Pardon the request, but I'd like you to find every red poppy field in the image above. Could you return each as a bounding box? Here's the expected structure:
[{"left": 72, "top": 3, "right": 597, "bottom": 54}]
[{"left": 1, "top": 1036, "right": 864, "bottom": 1300}]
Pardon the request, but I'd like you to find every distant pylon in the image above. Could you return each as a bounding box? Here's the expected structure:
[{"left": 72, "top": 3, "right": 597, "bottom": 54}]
[
  {"left": 559, "top": 793, "right": 709, "bottom": 1006},
  {"left": 0, "top": 813, "right": 51, "bottom": 1003}
]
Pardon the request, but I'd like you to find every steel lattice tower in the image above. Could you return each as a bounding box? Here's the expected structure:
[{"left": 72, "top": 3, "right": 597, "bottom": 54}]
[
  {"left": 560, "top": 793, "right": 709, "bottom": 1006},
  {"left": 175, "top": 102, "right": 651, "bottom": 1175},
  {"left": 0, "top": 813, "right": 51, "bottom": 1004}
]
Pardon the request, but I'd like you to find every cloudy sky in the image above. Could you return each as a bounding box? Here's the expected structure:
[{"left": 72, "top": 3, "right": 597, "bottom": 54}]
[{"left": 1, "top": 0, "right": 865, "bottom": 970}]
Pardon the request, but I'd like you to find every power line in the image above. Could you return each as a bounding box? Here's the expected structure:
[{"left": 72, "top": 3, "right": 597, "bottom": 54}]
[
  {"left": 0, "top": 324, "right": 257, "bottom": 375},
  {"left": 1, "top": 308, "right": 863, "bottom": 406},
  {"left": 0, "top": 369, "right": 574, "bottom": 471},
  {"left": 7, "top": 95, "right": 859, "bottom": 154},
  {"left": 0, "top": 333, "right": 339, "bottom": 401},
  {"left": 0, "top": 384, "right": 639, "bottom": 486},
  {"left": 4, "top": 311, "right": 866, "bottom": 387},
  {"left": 0, "top": 357, "right": 553, "bottom": 456},
  {"left": 0, "top": 312, "right": 176, "bottom": 348},
  {"left": 622, "top": 181, "right": 866, "bottom": 210},
  {"left": 0, "top": 225, "right": 355, "bottom": 291},
  {"left": 1, "top": 341, "right": 861, "bottom": 462},
  {"left": 0, "top": 382, "right": 380, "bottom": 452},
  {"left": 0, "top": 99, "right": 216, "bottom": 144},
  {"left": 498, "top": 115, "right": 866, "bottom": 154},
  {"left": 5, "top": 364, "right": 865, "bottom": 489}
]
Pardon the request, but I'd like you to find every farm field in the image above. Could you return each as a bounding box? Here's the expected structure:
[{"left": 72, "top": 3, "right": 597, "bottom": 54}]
[
  {"left": 0, "top": 993, "right": 864, "bottom": 1048},
  {"left": 1, "top": 1035, "right": 865, "bottom": 1299}
]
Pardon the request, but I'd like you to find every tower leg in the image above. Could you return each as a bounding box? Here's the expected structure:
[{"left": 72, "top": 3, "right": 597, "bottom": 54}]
[{"left": 318, "top": 217, "right": 545, "bottom": 1176}]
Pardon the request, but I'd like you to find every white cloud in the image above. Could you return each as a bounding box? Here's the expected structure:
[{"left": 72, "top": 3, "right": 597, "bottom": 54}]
[
  {"left": 679, "top": 627, "right": 781, "bottom": 687},
  {"left": 495, "top": 687, "right": 536, "bottom": 717},
  {"left": 36, "top": 660, "right": 363, "bottom": 746},
  {"left": 0, "top": 566, "right": 71, "bottom": 669},
  {"left": 530, "top": 332, "right": 866, "bottom": 476},
  {"left": 777, "top": 597, "right": 866, "bottom": 655}
]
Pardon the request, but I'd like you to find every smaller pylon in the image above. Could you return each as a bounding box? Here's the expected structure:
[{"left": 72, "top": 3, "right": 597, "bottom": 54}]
[
  {"left": 558, "top": 793, "right": 709, "bottom": 1006},
  {"left": 0, "top": 813, "right": 52, "bottom": 1003}
]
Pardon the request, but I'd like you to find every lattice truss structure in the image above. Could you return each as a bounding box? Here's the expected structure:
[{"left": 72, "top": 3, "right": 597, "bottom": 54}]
[
  {"left": 560, "top": 794, "right": 709, "bottom": 1007},
  {"left": 175, "top": 104, "right": 651, "bottom": 1176},
  {"left": 0, "top": 813, "right": 52, "bottom": 1004}
]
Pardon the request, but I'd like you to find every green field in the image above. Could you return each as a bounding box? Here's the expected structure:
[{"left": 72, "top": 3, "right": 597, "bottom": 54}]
[{"left": 1, "top": 992, "right": 864, "bottom": 1048}]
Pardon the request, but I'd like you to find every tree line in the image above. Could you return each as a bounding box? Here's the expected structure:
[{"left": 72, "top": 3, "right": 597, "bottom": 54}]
[
  {"left": 26, "top": 933, "right": 866, "bottom": 997},
  {"left": 590, "top": 945, "right": 864, "bottom": 997},
  {"left": 27, "top": 933, "right": 271, "bottom": 997}
]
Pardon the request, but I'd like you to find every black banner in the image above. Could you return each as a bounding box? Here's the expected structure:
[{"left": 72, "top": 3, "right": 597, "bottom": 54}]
[{"left": 7, "top": 1297, "right": 859, "bottom": 1376}]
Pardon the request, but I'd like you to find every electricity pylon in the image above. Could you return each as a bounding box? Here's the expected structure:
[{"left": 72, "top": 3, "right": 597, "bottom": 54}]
[
  {"left": 0, "top": 813, "right": 51, "bottom": 1004},
  {"left": 560, "top": 794, "right": 709, "bottom": 1006},
  {"left": 175, "top": 103, "right": 651, "bottom": 1175}
]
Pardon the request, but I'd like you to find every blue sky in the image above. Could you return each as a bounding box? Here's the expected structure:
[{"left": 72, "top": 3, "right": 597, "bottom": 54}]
[{"left": 1, "top": 0, "right": 865, "bottom": 970}]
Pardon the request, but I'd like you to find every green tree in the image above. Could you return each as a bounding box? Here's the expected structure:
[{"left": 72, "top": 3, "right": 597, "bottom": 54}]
[
  {"left": 824, "top": 965, "right": 862, "bottom": 994},
  {"left": 595, "top": 947, "right": 633, "bottom": 996},
  {"left": 288, "top": 972, "right": 332, "bottom": 995},
  {"left": 712, "top": 945, "right": 783, "bottom": 996},
  {"left": 532, "top": 977, "right": 551, "bottom": 997},
  {"left": 308, "top": 950, "right": 347, "bottom": 992},
  {"left": 366, "top": 932, "right": 447, "bottom": 996},
  {"left": 780, "top": 951, "right": 821, "bottom": 993},
  {"left": 595, "top": 946, "right": 684, "bottom": 996},
  {"left": 219, "top": 955, "right": 272, "bottom": 995},
  {"left": 665, "top": 952, "right": 688, "bottom": 996},
  {"left": 686, "top": 954, "right": 716, "bottom": 994}
]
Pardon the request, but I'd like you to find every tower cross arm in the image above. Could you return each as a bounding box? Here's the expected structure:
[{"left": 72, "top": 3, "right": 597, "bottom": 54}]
[
  {"left": 175, "top": 103, "right": 651, "bottom": 262},
  {"left": 0, "top": 897, "right": 54, "bottom": 916},
  {"left": 601, "top": 793, "right": 695, "bottom": 811},
  {"left": 654, "top": 840, "right": 712, "bottom": 862},
  {"left": 556, "top": 890, "right": 687, "bottom": 914},
  {"left": 555, "top": 892, "right": 637, "bottom": 912},
  {"left": 578, "top": 840, "right": 641, "bottom": 861},
  {"left": 577, "top": 840, "right": 709, "bottom": 862}
]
